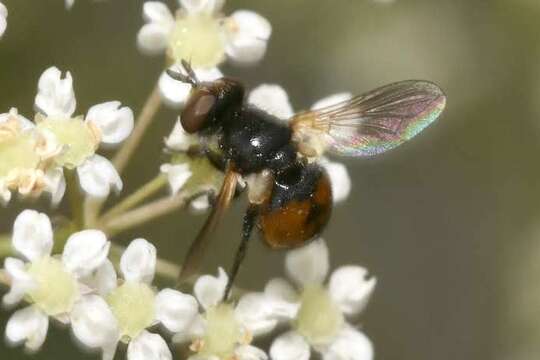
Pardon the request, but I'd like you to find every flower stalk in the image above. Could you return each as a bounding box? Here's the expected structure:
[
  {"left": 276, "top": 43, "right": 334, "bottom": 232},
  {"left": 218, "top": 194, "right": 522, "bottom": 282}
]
[
  {"left": 100, "top": 189, "right": 201, "bottom": 237},
  {"left": 101, "top": 174, "right": 168, "bottom": 219},
  {"left": 112, "top": 84, "right": 162, "bottom": 175},
  {"left": 65, "top": 169, "right": 84, "bottom": 229}
]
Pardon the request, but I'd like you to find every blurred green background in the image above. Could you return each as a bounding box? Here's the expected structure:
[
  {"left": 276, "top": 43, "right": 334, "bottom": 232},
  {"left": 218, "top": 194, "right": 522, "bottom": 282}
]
[{"left": 2, "top": 0, "right": 540, "bottom": 359}]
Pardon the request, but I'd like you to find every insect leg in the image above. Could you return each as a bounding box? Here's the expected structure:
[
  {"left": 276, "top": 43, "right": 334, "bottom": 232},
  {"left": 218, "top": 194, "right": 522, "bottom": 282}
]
[
  {"left": 176, "top": 165, "right": 237, "bottom": 288},
  {"left": 223, "top": 205, "right": 259, "bottom": 301}
]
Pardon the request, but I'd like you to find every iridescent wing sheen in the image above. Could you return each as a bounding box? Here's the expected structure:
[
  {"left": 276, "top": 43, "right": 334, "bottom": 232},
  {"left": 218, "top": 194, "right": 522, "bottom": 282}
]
[{"left": 292, "top": 80, "right": 446, "bottom": 157}]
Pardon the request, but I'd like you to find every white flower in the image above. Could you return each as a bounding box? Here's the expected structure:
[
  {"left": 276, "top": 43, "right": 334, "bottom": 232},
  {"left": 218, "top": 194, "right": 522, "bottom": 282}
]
[
  {"left": 33, "top": 66, "right": 134, "bottom": 199},
  {"left": 160, "top": 163, "right": 192, "bottom": 195},
  {"left": 264, "top": 239, "right": 376, "bottom": 360},
  {"left": 172, "top": 268, "right": 274, "bottom": 360},
  {"left": 162, "top": 119, "right": 227, "bottom": 211},
  {"left": 248, "top": 85, "right": 353, "bottom": 203},
  {"left": 71, "top": 238, "right": 199, "bottom": 360},
  {"left": 138, "top": 0, "right": 271, "bottom": 65},
  {"left": 165, "top": 118, "right": 199, "bottom": 152},
  {"left": 0, "top": 2, "right": 7, "bottom": 38},
  {"left": 137, "top": 1, "right": 271, "bottom": 107},
  {"left": 2, "top": 210, "right": 111, "bottom": 351},
  {"left": 0, "top": 108, "right": 65, "bottom": 205}
]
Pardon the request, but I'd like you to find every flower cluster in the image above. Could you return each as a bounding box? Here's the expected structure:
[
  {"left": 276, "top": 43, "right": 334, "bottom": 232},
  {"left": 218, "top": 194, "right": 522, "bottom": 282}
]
[
  {"left": 0, "top": 0, "right": 379, "bottom": 359},
  {"left": 2, "top": 211, "right": 375, "bottom": 360},
  {"left": 0, "top": 67, "right": 133, "bottom": 204},
  {"left": 138, "top": 0, "right": 271, "bottom": 107}
]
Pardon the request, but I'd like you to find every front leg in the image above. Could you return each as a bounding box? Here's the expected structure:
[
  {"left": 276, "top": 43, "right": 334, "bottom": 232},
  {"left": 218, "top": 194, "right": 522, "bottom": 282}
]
[{"left": 223, "top": 205, "right": 259, "bottom": 301}]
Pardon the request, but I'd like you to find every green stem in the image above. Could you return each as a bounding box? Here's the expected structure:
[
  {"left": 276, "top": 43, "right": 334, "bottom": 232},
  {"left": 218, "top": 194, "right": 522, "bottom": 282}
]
[
  {"left": 100, "top": 190, "right": 197, "bottom": 237},
  {"left": 66, "top": 170, "right": 84, "bottom": 229},
  {"left": 101, "top": 174, "right": 168, "bottom": 220},
  {"left": 113, "top": 82, "right": 162, "bottom": 175},
  {"left": 83, "top": 197, "right": 100, "bottom": 229},
  {"left": 0, "top": 236, "right": 11, "bottom": 257}
]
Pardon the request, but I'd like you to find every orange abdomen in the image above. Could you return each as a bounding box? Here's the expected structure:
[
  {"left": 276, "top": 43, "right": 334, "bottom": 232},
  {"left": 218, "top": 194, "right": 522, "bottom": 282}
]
[{"left": 258, "top": 164, "right": 332, "bottom": 249}]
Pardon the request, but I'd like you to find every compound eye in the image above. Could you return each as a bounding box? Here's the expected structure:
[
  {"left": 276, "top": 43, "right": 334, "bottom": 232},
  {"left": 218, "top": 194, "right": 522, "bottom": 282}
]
[{"left": 181, "top": 88, "right": 217, "bottom": 133}]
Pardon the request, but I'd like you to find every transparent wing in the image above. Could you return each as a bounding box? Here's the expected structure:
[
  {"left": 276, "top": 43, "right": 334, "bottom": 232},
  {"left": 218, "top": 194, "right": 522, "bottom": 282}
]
[{"left": 291, "top": 80, "right": 446, "bottom": 157}]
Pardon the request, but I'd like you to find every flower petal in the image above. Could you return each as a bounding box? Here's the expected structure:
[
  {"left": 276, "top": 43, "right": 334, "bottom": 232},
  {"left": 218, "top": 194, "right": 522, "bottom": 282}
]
[
  {"left": 190, "top": 194, "right": 210, "bottom": 213},
  {"left": 230, "top": 10, "right": 271, "bottom": 41},
  {"left": 193, "top": 267, "right": 228, "bottom": 310},
  {"left": 158, "top": 70, "right": 192, "bottom": 109},
  {"left": 6, "top": 306, "right": 49, "bottom": 352},
  {"left": 285, "top": 238, "right": 329, "bottom": 287},
  {"left": 248, "top": 84, "right": 293, "bottom": 120},
  {"left": 319, "top": 158, "right": 351, "bottom": 204},
  {"left": 311, "top": 93, "right": 352, "bottom": 111},
  {"left": 165, "top": 119, "right": 199, "bottom": 151},
  {"left": 120, "top": 238, "right": 156, "bottom": 283},
  {"left": 180, "top": 0, "right": 224, "bottom": 14},
  {"left": 225, "top": 35, "right": 268, "bottom": 65},
  {"left": 320, "top": 327, "right": 373, "bottom": 360},
  {"left": 143, "top": 1, "right": 174, "bottom": 24},
  {"left": 264, "top": 278, "right": 298, "bottom": 303},
  {"left": 137, "top": 23, "right": 172, "bottom": 55},
  {"left": 226, "top": 11, "right": 271, "bottom": 64},
  {"left": 160, "top": 163, "right": 192, "bottom": 195},
  {"left": 62, "top": 229, "right": 110, "bottom": 278},
  {"left": 12, "top": 210, "right": 53, "bottom": 261},
  {"left": 269, "top": 331, "right": 310, "bottom": 360},
  {"left": 77, "top": 154, "right": 123, "bottom": 198},
  {"left": 81, "top": 259, "right": 117, "bottom": 296},
  {"left": 86, "top": 101, "right": 134, "bottom": 145},
  {"left": 43, "top": 167, "right": 66, "bottom": 206},
  {"left": 155, "top": 288, "right": 199, "bottom": 333},
  {"left": 0, "top": 108, "right": 34, "bottom": 130},
  {"left": 159, "top": 66, "right": 222, "bottom": 108},
  {"left": 70, "top": 294, "right": 120, "bottom": 350},
  {"left": 235, "top": 293, "right": 296, "bottom": 336},
  {"left": 0, "top": 180, "right": 11, "bottom": 204},
  {"left": 127, "top": 331, "right": 172, "bottom": 360},
  {"left": 329, "top": 266, "right": 376, "bottom": 317},
  {"left": 172, "top": 313, "right": 205, "bottom": 343},
  {"left": 34, "top": 67, "right": 76, "bottom": 118},
  {"left": 3, "top": 257, "right": 35, "bottom": 306},
  {"left": 235, "top": 344, "right": 268, "bottom": 360},
  {"left": 0, "top": 2, "right": 6, "bottom": 38}
]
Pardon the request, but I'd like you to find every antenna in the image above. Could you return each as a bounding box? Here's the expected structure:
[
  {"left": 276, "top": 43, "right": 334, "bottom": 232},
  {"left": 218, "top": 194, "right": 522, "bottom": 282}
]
[{"left": 165, "top": 59, "right": 199, "bottom": 86}]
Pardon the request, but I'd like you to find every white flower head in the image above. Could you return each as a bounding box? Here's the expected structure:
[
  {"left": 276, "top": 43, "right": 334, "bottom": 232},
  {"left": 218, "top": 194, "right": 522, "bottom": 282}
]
[
  {"left": 2, "top": 210, "right": 111, "bottom": 351},
  {"left": 71, "top": 238, "right": 199, "bottom": 360},
  {"left": 0, "top": 108, "right": 65, "bottom": 205},
  {"left": 265, "top": 239, "right": 376, "bottom": 360},
  {"left": 172, "top": 268, "right": 273, "bottom": 360},
  {"left": 138, "top": 1, "right": 271, "bottom": 107},
  {"left": 0, "top": 2, "right": 7, "bottom": 38},
  {"left": 248, "top": 84, "right": 353, "bottom": 204},
  {"left": 33, "top": 67, "right": 134, "bottom": 199},
  {"left": 162, "top": 119, "right": 225, "bottom": 210}
]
